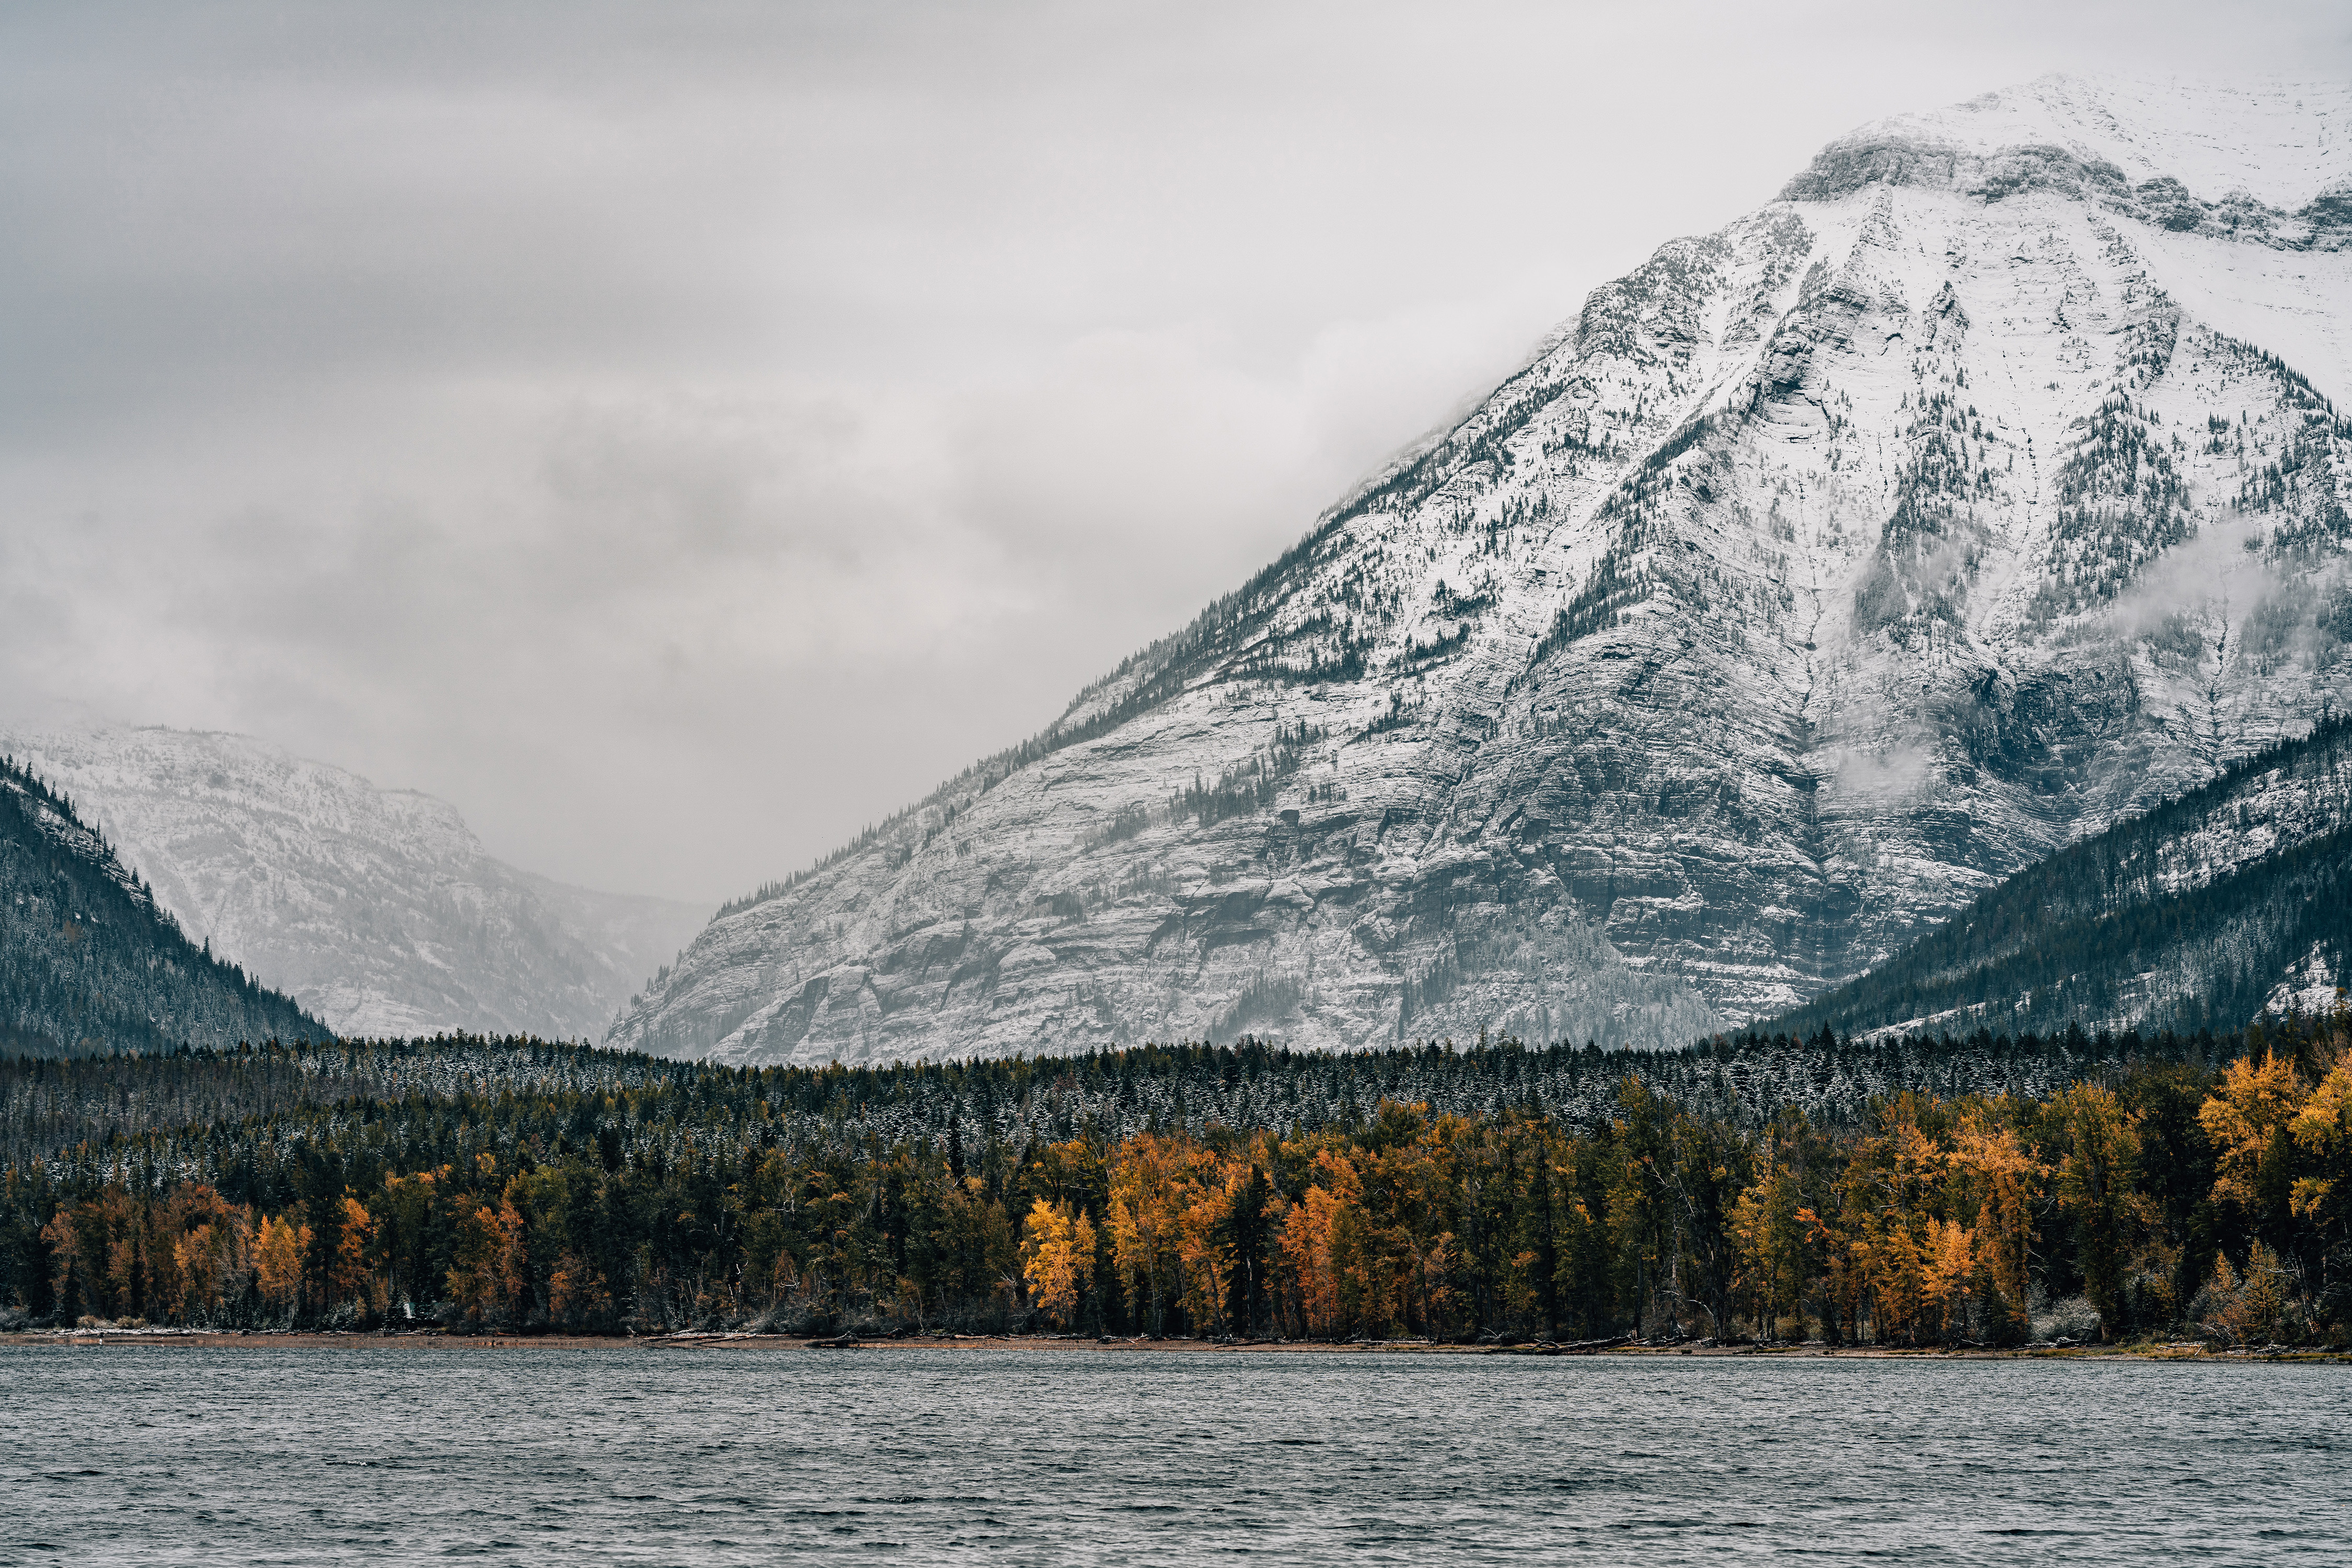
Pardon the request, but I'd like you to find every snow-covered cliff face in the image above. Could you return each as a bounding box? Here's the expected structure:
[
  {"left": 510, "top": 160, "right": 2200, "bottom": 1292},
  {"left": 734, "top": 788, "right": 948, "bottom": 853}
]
[
  {"left": 0, "top": 723, "right": 708, "bottom": 1039},
  {"left": 613, "top": 74, "right": 2352, "bottom": 1067}
]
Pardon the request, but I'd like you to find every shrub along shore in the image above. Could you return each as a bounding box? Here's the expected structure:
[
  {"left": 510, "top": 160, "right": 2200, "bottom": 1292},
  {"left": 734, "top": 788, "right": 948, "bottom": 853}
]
[{"left": 4, "top": 1013, "right": 2349, "bottom": 1351}]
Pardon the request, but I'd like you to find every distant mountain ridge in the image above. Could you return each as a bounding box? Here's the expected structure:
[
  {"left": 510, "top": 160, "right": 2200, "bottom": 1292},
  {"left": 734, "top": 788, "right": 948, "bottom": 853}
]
[
  {"left": 0, "top": 722, "right": 708, "bottom": 1041},
  {"left": 611, "top": 73, "right": 2352, "bottom": 1067},
  {"left": 1, "top": 753, "right": 323, "bottom": 1055}
]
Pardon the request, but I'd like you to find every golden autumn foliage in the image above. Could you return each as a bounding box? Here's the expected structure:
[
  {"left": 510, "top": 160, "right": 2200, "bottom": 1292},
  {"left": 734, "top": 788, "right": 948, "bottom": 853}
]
[
  {"left": 12, "top": 1018, "right": 2352, "bottom": 1346},
  {"left": 2288, "top": 1054, "right": 2352, "bottom": 1228},
  {"left": 2200, "top": 1051, "right": 2304, "bottom": 1210},
  {"left": 253, "top": 1213, "right": 312, "bottom": 1310},
  {"left": 447, "top": 1191, "right": 528, "bottom": 1327},
  {"left": 1019, "top": 1198, "right": 1097, "bottom": 1326},
  {"left": 330, "top": 1194, "right": 382, "bottom": 1311}
]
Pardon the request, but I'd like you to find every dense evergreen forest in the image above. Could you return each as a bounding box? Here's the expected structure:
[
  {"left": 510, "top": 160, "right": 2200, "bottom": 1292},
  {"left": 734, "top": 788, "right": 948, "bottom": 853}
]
[
  {"left": 6, "top": 1017, "right": 2347, "bottom": 1350},
  {"left": 0, "top": 754, "right": 324, "bottom": 1058},
  {"left": 1778, "top": 716, "right": 2352, "bottom": 1041}
]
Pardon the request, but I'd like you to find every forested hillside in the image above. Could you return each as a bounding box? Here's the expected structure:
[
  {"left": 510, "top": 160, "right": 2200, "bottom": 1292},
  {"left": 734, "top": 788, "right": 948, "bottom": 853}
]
[
  {"left": 1, "top": 755, "right": 325, "bottom": 1057},
  {"left": 7, "top": 1017, "right": 2346, "bottom": 1352},
  {"left": 1778, "top": 718, "right": 2352, "bottom": 1041}
]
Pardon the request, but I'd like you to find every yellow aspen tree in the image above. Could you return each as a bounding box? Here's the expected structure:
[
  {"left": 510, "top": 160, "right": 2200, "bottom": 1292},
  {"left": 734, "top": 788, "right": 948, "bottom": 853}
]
[
  {"left": 1731, "top": 1135, "right": 1809, "bottom": 1339},
  {"left": 492, "top": 1185, "right": 530, "bottom": 1322},
  {"left": 1110, "top": 1134, "right": 1200, "bottom": 1333},
  {"left": 448, "top": 1198, "right": 526, "bottom": 1326},
  {"left": 1952, "top": 1113, "right": 2040, "bottom": 1332},
  {"left": 2288, "top": 1052, "right": 2352, "bottom": 1237},
  {"left": 1176, "top": 1173, "right": 1236, "bottom": 1335},
  {"left": 2200, "top": 1051, "right": 2307, "bottom": 1209},
  {"left": 1020, "top": 1197, "right": 1086, "bottom": 1327},
  {"left": 174, "top": 1224, "right": 214, "bottom": 1316},
  {"left": 1921, "top": 1217, "right": 1976, "bottom": 1340},
  {"left": 1276, "top": 1150, "right": 1360, "bottom": 1337},
  {"left": 1860, "top": 1219, "right": 1927, "bottom": 1344},
  {"left": 254, "top": 1214, "right": 310, "bottom": 1312}
]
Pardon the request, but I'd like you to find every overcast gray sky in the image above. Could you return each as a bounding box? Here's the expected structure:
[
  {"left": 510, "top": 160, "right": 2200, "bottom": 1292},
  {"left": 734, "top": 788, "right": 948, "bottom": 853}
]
[{"left": 3, "top": 1, "right": 2346, "bottom": 904}]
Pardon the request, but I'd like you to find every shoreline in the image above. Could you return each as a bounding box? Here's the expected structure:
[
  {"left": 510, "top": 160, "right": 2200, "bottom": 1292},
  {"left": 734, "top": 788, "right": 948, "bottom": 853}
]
[{"left": 5, "top": 1329, "right": 2346, "bottom": 1363}]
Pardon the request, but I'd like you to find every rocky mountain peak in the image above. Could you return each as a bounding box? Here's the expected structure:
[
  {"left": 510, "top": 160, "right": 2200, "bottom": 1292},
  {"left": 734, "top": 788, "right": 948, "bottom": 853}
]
[
  {"left": 1793, "top": 74, "right": 2352, "bottom": 216},
  {"left": 611, "top": 77, "right": 2352, "bottom": 1067}
]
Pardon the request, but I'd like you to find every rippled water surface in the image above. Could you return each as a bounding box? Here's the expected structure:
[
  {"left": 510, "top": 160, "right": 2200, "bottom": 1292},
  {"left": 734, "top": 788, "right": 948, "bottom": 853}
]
[{"left": 2, "top": 1347, "right": 2346, "bottom": 1563}]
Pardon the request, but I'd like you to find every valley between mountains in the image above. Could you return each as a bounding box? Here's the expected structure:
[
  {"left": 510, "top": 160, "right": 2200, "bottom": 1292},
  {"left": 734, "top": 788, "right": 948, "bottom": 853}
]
[{"left": 10, "top": 65, "right": 2352, "bottom": 1370}]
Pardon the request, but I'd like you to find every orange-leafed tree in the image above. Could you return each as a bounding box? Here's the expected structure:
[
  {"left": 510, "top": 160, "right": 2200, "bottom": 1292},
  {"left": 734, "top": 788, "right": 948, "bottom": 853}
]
[
  {"left": 2289, "top": 1046, "right": 2352, "bottom": 1251},
  {"left": 254, "top": 1212, "right": 313, "bottom": 1316},
  {"left": 167, "top": 1188, "right": 252, "bottom": 1323},
  {"left": 1920, "top": 1217, "right": 1976, "bottom": 1342},
  {"left": 1276, "top": 1148, "right": 1362, "bottom": 1338},
  {"left": 2200, "top": 1051, "right": 2307, "bottom": 1214},
  {"left": 329, "top": 1193, "right": 382, "bottom": 1315},
  {"left": 1109, "top": 1133, "right": 1215, "bottom": 1335},
  {"left": 1731, "top": 1122, "right": 1814, "bottom": 1341},
  {"left": 1950, "top": 1110, "right": 2040, "bottom": 1342}
]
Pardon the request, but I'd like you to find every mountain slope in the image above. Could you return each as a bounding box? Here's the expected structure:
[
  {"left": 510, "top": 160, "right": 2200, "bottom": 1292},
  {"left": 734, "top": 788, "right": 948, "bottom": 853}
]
[
  {"left": 2, "top": 754, "right": 324, "bottom": 1055},
  {"left": 0, "top": 723, "right": 708, "bottom": 1040},
  {"left": 615, "top": 73, "right": 2352, "bottom": 1067},
  {"left": 1774, "top": 714, "right": 2352, "bottom": 1040}
]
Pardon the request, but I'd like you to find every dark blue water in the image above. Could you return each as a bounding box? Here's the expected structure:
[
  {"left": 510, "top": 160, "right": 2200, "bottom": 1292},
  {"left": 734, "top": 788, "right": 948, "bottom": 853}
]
[{"left": 1, "top": 1347, "right": 2344, "bottom": 1563}]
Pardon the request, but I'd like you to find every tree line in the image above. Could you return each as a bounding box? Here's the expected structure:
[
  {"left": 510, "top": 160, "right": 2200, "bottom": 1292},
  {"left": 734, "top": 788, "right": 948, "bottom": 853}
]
[
  {"left": 2, "top": 1023, "right": 2220, "bottom": 1179},
  {"left": 5, "top": 1013, "right": 2346, "bottom": 1348}
]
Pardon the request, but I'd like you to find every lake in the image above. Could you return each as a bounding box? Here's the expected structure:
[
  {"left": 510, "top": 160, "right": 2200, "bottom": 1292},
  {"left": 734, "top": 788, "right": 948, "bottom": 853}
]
[{"left": 1, "top": 1348, "right": 2345, "bottom": 1563}]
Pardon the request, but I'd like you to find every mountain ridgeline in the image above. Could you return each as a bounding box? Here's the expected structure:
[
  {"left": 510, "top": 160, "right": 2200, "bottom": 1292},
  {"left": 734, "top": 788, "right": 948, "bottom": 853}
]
[
  {"left": 610, "top": 75, "right": 2352, "bottom": 1068},
  {"left": 1778, "top": 716, "right": 2352, "bottom": 1041},
  {"left": 0, "top": 755, "right": 325, "bottom": 1057}
]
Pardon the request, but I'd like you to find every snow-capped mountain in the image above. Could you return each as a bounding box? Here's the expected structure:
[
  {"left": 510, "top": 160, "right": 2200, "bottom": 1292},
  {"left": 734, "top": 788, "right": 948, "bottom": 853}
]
[
  {"left": 613, "top": 74, "right": 2352, "bottom": 1067},
  {"left": 0, "top": 722, "right": 708, "bottom": 1040}
]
